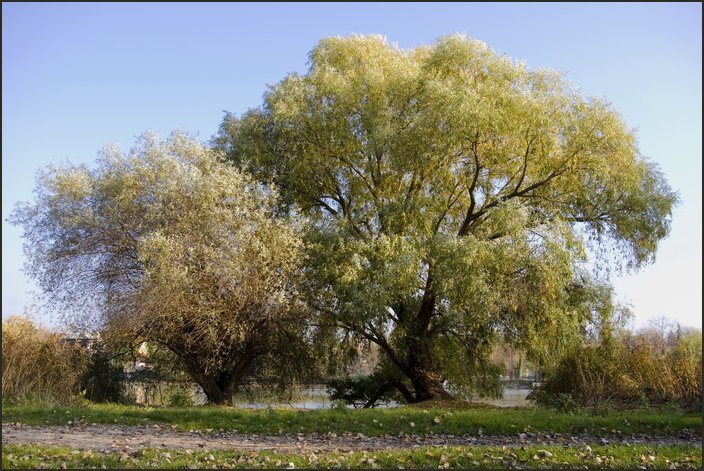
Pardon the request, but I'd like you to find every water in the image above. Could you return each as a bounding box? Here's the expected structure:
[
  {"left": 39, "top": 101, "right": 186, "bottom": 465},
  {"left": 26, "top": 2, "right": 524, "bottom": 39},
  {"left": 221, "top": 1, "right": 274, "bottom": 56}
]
[
  {"left": 230, "top": 387, "right": 533, "bottom": 409},
  {"left": 130, "top": 382, "right": 533, "bottom": 408},
  {"left": 229, "top": 386, "right": 398, "bottom": 410},
  {"left": 473, "top": 388, "right": 533, "bottom": 408}
]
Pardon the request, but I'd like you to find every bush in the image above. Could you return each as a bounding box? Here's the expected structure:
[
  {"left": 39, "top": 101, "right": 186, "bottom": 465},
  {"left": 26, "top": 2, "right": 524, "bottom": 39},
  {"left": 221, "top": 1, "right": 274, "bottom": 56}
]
[
  {"left": 168, "top": 390, "right": 194, "bottom": 407},
  {"left": 528, "top": 389, "right": 581, "bottom": 414},
  {"left": 327, "top": 373, "right": 402, "bottom": 407},
  {"left": 330, "top": 398, "right": 350, "bottom": 412},
  {"left": 80, "top": 346, "right": 126, "bottom": 403},
  {"left": 2, "top": 316, "right": 88, "bottom": 404},
  {"left": 627, "top": 331, "right": 702, "bottom": 407},
  {"left": 535, "top": 330, "right": 702, "bottom": 410}
]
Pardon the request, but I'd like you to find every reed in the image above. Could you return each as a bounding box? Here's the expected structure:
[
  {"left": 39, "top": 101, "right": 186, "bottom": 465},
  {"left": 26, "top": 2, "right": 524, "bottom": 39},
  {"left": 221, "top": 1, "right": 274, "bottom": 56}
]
[
  {"left": 536, "top": 330, "right": 702, "bottom": 409},
  {"left": 1, "top": 316, "right": 87, "bottom": 405}
]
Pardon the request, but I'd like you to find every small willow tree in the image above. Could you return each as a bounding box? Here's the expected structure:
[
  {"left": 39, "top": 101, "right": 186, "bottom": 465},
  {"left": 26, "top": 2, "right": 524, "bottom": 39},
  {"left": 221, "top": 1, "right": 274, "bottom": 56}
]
[
  {"left": 11, "top": 132, "right": 310, "bottom": 404},
  {"left": 215, "top": 35, "right": 678, "bottom": 403}
]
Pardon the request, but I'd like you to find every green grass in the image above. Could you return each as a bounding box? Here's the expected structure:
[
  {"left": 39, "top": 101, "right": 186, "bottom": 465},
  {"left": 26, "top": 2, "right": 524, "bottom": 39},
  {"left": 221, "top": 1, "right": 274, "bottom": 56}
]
[
  {"left": 2, "top": 402, "right": 700, "bottom": 437},
  {"left": 2, "top": 444, "right": 701, "bottom": 469}
]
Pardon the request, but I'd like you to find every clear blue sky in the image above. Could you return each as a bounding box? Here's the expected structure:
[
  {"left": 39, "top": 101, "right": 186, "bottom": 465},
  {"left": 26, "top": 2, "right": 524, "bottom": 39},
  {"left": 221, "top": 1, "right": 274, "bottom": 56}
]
[{"left": 3, "top": 3, "right": 701, "bottom": 330}]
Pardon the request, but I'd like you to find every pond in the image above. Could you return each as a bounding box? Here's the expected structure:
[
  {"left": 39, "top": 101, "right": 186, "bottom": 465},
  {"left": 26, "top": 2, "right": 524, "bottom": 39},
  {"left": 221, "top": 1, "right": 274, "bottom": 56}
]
[
  {"left": 473, "top": 388, "right": 533, "bottom": 408},
  {"left": 230, "top": 386, "right": 534, "bottom": 409},
  {"left": 128, "top": 382, "right": 534, "bottom": 408}
]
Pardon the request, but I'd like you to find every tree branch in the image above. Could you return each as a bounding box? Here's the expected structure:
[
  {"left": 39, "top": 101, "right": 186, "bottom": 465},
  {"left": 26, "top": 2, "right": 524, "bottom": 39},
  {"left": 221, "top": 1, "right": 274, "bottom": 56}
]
[
  {"left": 459, "top": 148, "right": 583, "bottom": 236},
  {"left": 458, "top": 133, "right": 482, "bottom": 236}
]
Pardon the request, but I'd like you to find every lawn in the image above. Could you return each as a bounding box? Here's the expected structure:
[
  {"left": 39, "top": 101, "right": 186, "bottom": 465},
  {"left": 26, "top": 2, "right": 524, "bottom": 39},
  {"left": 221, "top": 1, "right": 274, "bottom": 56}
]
[
  {"left": 2, "top": 443, "right": 702, "bottom": 469},
  {"left": 2, "top": 402, "right": 700, "bottom": 437}
]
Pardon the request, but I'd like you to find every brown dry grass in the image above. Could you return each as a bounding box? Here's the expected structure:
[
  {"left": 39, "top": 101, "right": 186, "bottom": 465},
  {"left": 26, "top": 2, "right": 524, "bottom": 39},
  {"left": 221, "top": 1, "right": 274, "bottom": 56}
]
[
  {"left": 2, "top": 316, "right": 88, "bottom": 404},
  {"left": 537, "top": 330, "right": 702, "bottom": 409}
]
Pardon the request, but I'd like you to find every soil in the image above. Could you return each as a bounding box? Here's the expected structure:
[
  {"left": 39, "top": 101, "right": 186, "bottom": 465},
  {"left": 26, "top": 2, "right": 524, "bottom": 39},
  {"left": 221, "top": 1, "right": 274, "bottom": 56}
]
[{"left": 2, "top": 423, "right": 699, "bottom": 453}]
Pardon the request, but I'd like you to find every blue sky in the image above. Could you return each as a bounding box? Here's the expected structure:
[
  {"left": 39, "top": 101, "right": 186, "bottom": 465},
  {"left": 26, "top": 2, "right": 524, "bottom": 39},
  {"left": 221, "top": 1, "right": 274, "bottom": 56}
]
[{"left": 3, "top": 3, "right": 701, "bottom": 330}]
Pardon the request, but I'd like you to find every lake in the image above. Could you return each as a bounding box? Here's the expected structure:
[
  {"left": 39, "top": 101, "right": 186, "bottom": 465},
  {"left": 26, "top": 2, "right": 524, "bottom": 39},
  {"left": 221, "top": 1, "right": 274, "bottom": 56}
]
[{"left": 129, "top": 382, "right": 534, "bottom": 408}]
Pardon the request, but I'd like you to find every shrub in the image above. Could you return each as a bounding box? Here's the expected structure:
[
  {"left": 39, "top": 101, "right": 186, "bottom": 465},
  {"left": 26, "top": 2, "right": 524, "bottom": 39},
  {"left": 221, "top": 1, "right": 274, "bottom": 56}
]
[
  {"left": 1, "top": 316, "right": 88, "bottom": 404},
  {"left": 670, "top": 333, "right": 703, "bottom": 404},
  {"left": 168, "top": 390, "right": 194, "bottom": 407},
  {"left": 330, "top": 398, "right": 350, "bottom": 412},
  {"left": 627, "top": 331, "right": 702, "bottom": 407},
  {"left": 327, "top": 373, "right": 402, "bottom": 408},
  {"left": 80, "top": 346, "right": 126, "bottom": 403},
  {"left": 535, "top": 329, "right": 702, "bottom": 410}
]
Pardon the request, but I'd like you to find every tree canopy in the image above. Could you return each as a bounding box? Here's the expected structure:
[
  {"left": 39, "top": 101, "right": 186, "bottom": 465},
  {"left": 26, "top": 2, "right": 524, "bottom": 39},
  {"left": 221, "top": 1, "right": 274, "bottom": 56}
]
[
  {"left": 216, "top": 34, "right": 678, "bottom": 403},
  {"left": 11, "top": 132, "right": 310, "bottom": 404}
]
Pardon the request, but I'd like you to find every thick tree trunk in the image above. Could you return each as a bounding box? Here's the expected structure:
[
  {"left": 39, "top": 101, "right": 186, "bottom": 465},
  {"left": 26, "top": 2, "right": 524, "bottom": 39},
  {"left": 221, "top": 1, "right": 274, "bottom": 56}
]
[
  {"left": 344, "top": 280, "right": 454, "bottom": 405},
  {"left": 404, "top": 279, "right": 453, "bottom": 403},
  {"left": 406, "top": 338, "right": 453, "bottom": 402},
  {"left": 409, "top": 371, "right": 452, "bottom": 402},
  {"left": 190, "top": 354, "right": 258, "bottom": 405},
  {"left": 200, "top": 378, "right": 229, "bottom": 405}
]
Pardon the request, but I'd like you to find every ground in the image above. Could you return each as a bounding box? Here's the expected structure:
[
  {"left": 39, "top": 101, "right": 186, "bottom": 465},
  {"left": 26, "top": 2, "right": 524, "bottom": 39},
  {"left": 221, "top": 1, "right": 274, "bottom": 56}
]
[
  {"left": 2, "top": 404, "right": 701, "bottom": 468},
  {"left": 1, "top": 423, "right": 700, "bottom": 452}
]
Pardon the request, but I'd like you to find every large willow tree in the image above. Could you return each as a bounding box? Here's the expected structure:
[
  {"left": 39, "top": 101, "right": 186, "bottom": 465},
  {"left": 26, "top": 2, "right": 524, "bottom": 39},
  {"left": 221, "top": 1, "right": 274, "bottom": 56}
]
[
  {"left": 11, "top": 132, "right": 309, "bottom": 404},
  {"left": 215, "top": 35, "right": 677, "bottom": 403}
]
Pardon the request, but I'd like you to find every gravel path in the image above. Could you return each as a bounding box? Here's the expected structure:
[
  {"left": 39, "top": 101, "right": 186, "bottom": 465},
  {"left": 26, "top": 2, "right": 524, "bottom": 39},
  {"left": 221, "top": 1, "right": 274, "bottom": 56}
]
[{"left": 2, "top": 423, "right": 700, "bottom": 453}]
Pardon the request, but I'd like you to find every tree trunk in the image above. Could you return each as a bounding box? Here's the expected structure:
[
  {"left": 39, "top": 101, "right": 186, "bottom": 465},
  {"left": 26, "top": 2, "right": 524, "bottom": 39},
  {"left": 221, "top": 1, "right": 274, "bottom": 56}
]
[
  {"left": 200, "top": 378, "right": 229, "bottom": 405},
  {"left": 363, "top": 379, "right": 415, "bottom": 408},
  {"left": 406, "top": 338, "right": 453, "bottom": 402},
  {"left": 404, "top": 280, "right": 453, "bottom": 402},
  {"left": 409, "top": 369, "right": 452, "bottom": 402},
  {"left": 345, "top": 282, "right": 454, "bottom": 404},
  {"left": 190, "top": 354, "right": 257, "bottom": 405}
]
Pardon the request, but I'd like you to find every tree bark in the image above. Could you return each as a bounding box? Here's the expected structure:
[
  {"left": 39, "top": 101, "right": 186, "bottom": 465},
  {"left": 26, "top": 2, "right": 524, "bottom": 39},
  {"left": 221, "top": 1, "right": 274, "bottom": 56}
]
[
  {"left": 200, "top": 378, "right": 228, "bottom": 405},
  {"left": 406, "top": 338, "right": 453, "bottom": 402},
  {"left": 188, "top": 353, "right": 258, "bottom": 405},
  {"left": 402, "top": 281, "right": 453, "bottom": 402}
]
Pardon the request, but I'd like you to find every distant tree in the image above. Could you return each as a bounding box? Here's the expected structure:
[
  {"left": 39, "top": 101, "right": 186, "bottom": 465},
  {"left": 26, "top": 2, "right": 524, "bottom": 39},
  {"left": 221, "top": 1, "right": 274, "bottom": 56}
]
[
  {"left": 634, "top": 315, "right": 682, "bottom": 355},
  {"left": 10, "top": 132, "right": 311, "bottom": 404},
  {"left": 215, "top": 35, "right": 678, "bottom": 403}
]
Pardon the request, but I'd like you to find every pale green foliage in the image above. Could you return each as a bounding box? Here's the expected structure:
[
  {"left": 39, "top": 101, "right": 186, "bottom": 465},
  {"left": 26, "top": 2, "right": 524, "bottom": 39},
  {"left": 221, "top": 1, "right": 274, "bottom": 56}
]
[
  {"left": 219, "top": 34, "right": 677, "bottom": 401},
  {"left": 11, "top": 132, "right": 307, "bottom": 401}
]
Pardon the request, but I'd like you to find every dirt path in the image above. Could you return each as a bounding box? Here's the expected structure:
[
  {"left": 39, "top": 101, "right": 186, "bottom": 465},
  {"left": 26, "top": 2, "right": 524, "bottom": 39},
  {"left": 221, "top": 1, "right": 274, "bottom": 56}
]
[{"left": 2, "top": 424, "right": 699, "bottom": 453}]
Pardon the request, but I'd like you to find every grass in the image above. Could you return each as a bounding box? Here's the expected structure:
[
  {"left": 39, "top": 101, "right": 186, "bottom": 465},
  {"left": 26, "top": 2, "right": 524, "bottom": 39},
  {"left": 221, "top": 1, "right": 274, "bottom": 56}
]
[
  {"left": 2, "top": 317, "right": 87, "bottom": 405},
  {"left": 2, "top": 402, "right": 700, "bottom": 437},
  {"left": 2, "top": 444, "right": 702, "bottom": 469}
]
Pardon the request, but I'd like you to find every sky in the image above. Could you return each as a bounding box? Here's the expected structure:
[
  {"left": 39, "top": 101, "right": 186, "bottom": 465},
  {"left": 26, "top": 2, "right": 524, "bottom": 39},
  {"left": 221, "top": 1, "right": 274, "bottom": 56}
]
[{"left": 2, "top": 3, "right": 702, "bottom": 331}]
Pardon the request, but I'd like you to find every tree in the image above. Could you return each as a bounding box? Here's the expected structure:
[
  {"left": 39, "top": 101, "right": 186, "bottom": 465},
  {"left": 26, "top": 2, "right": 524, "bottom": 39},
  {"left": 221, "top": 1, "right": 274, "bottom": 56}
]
[
  {"left": 215, "top": 35, "right": 678, "bottom": 403},
  {"left": 10, "top": 132, "right": 310, "bottom": 404}
]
